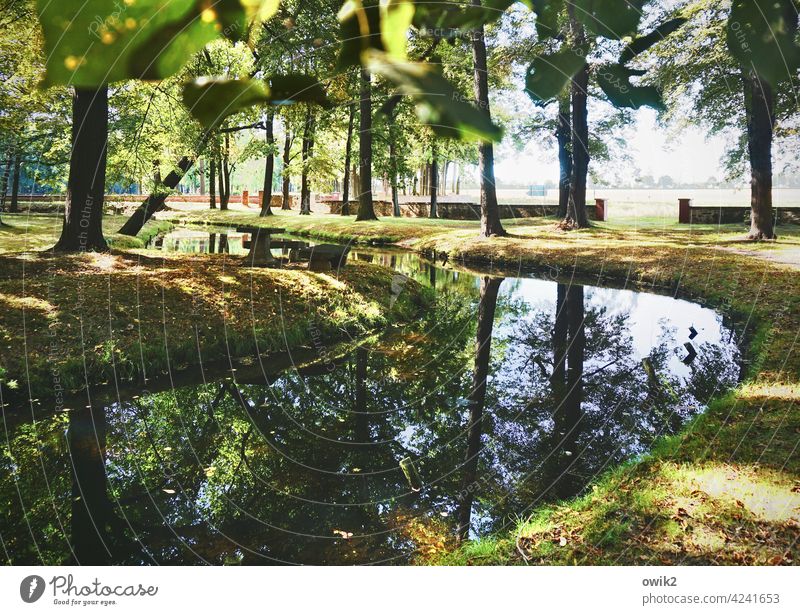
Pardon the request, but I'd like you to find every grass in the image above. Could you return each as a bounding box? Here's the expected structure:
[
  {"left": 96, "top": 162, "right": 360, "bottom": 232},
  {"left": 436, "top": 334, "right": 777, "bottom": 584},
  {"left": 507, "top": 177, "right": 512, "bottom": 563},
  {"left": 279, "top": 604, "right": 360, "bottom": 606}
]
[
  {"left": 0, "top": 213, "right": 424, "bottom": 403},
  {"left": 169, "top": 207, "right": 800, "bottom": 566}
]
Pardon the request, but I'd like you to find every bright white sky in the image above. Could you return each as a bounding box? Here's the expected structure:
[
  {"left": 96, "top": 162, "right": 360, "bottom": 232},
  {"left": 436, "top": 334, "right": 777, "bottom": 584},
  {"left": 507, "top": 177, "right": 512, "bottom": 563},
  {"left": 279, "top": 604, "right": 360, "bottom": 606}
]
[{"left": 494, "top": 108, "right": 730, "bottom": 185}]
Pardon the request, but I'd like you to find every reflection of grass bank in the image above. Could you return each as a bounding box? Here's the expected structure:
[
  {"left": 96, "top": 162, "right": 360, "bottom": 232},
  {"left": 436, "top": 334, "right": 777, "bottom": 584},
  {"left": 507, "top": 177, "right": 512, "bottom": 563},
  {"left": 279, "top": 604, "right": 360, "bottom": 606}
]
[
  {"left": 170, "top": 208, "right": 800, "bottom": 565},
  {"left": 0, "top": 250, "right": 423, "bottom": 404}
]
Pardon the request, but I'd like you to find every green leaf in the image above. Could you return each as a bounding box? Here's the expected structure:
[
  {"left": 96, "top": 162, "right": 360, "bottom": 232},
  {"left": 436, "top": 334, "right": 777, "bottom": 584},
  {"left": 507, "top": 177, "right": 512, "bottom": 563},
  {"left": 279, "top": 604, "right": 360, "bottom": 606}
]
[
  {"left": 595, "top": 64, "right": 664, "bottom": 110},
  {"left": 413, "top": 0, "right": 516, "bottom": 35},
  {"left": 380, "top": 0, "right": 415, "bottom": 60},
  {"left": 183, "top": 75, "right": 329, "bottom": 128},
  {"left": 36, "top": 0, "right": 280, "bottom": 87},
  {"left": 183, "top": 79, "right": 271, "bottom": 129},
  {"left": 573, "top": 0, "right": 645, "bottom": 40},
  {"left": 337, "top": 0, "right": 384, "bottom": 69},
  {"left": 365, "top": 51, "right": 502, "bottom": 141},
  {"left": 268, "top": 75, "right": 330, "bottom": 107},
  {"left": 530, "top": 0, "right": 564, "bottom": 40},
  {"left": 525, "top": 46, "right": 587, "bottom": 104},
  {"left": 620, "top": 17, "right": 687, "bottom": 64},
  {"left": 726, "top": 0, "right": 800, "bottom": 86}
]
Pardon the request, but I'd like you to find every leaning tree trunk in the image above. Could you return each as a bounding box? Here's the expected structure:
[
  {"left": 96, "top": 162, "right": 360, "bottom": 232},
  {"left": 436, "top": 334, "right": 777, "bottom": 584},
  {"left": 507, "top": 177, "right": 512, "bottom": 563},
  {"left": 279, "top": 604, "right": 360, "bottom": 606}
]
[
  {"left": 281, "top": 130, "right": 291, "bottom": 210},
  {"left": 355, "top": 68, "right": 377, "bottom": 221},
  {"left": 118, "top": 156, "right": 194, "bottom": 236},
  {"left": 744, "top": 73, "right": 776, "bottom": 240},
  {"left": 430, "top": 142, "right": 439, "bottom": 219},
  {"left": 219, "top": 135, "right": 230, "bottom": 210},
  {"left": 556, "top": 94, "right": 572, "bottom": 219},
  {"left": 260, "top": 110, "right": 275, "bottom": 217},
  {"left": 457, "top": 275, "right": 503, "bottom": 542},
  {"left": 9, "top": 154, "right": 21, "bottom": 213},
  {"left": 54, "top": 86, "right": 109, "bottom": 252},
  {"left": 342, "top": 101, "right": 355, "bottom": 216},
  {"left": 471, "top": 2, "right": 506, "bottom": 237}
]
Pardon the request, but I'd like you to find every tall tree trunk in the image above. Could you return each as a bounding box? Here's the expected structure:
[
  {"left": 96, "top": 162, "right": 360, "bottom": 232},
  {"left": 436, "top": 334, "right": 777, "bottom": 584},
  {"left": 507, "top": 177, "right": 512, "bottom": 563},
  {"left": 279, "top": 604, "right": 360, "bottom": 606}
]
[
  {"left": 430, "top": 143, "right": 439, "bottom": 218},
  {"left": 0, "top": 155, "right": 11, "bottom": 211},
  {"left": 300, "top": 108, "right": 314, "bottom": 215},
  {"left": 342, "top": 101, "right": 355, "bottom": 215},
  {"left": 563, "top": 14, "right": 590, "bottom": 230},
  {"left": 9, "top": 154, "right": 21, "bottom": 213},
  {"left": 219, "top": 135, "right": 230, "bottom": 210},
  {"left": 260, "top": 110, "right": 275, "bottom": 217},
  {"left": 54, "top": 86, "right": 109, "bottom": 252},
  {"left": 471, "top": 2, "right": 506, "bottom": 237},
  {"left": 209, "top": 157, "right": 216, "bottom": 209},
  {"left": 198, "top": 158, "right": 205, "bottom": 195},
  {"left": 556, "top": 94, "right": 572, "bottom": 219},
  {"left": 389, "top": 136, "right": 400, "bottom": 217},
  {"left": 355, "top": 68, "right": 377, "bottom": 221},
  {"left": 457, "top": 276, "right": 503, "bottom": 542},
  {"left": 744, "top": 73, "right": 776, "bottom": 240},
  {"left": 281, "top": 130, "right": 291, "bottom": 210}
]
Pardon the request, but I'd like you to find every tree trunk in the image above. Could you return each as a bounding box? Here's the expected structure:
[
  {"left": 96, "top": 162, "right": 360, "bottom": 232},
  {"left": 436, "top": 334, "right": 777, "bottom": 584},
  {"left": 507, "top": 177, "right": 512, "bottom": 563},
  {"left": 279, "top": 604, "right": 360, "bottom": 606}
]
[
  {"left": 219, "top": 135, "right": 230, "bottom": 210},
  {"left": 0, "top": 155, "right": 11, "bottom": 211},
  {"left": 556, "top": 94, "right": 572, "bottom": 219},
  {"left": 198, "top": 158, "right": 205, "bottom": 195},
  {"left": 457, "top": 275, "right": 503, "bottom": 542},
  {"left": 118, "top": 156, "right": 194, "bottom": 236},
  {"left": 260, "top": 110, "right": 275, "bottom": 217},
  {"left": 300, "top": 108, "right": 314, "bottom": 215},
  {"left": 281, "top": 130, "right": 291, "bottom": 210},
  {"left": 342, "top": 102, "right": 355, "bottom": 215},
  {"left": 563, "top": 13, "right": 590, "bottom": 230},
  {"left": 209, "top": 157, "right": 216, "bottom": 209},
  {"left": 9, "top": 154, "right": 21, "bottom": 213},
  {"left": 430, "top": 143, "right": 439, "bottom": 218},
  {"left": 389, "top": 137, "right": 400, "bottom": 217},
  {"left": 54, "top": 86, "right": 109, "bottom": 252},
  {"left": 471, "top": 3, "right": 506, "bottom": 237},
  {"left": 355, "top": 68, "right": 377, "bottom": 221},
  {"left": 744, "top": 73, "right": 776, "bottom": 239}
]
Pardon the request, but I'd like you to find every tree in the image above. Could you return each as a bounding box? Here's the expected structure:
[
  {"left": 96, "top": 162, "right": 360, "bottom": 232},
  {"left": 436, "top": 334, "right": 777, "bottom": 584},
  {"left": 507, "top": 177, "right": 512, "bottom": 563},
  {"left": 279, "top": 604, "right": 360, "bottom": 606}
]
[
  {"left": 341, "top": 101, "right": 355, "bottom": 215},
  {"left": 355, "top": 68, "right": 377, "bottom": 221},
  {"left": 471, "top": 0, "right": 506, "bottom": 237},
  {"left": 260, "top": 109, "right": 276, "bottom": 216},
  {"left": 53, "top": 87, "right": 109, "bottom": 252}
]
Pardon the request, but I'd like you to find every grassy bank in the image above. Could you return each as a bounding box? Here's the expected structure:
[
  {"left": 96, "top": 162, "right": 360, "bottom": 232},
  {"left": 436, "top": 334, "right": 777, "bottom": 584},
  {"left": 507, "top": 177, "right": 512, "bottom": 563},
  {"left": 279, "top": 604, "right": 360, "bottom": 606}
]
[
  {"left": 0, "top": 246, "right": 423, "bottom": 405},
  {"left": 163, "top": 208, "right": 800, "bottom": 565}
]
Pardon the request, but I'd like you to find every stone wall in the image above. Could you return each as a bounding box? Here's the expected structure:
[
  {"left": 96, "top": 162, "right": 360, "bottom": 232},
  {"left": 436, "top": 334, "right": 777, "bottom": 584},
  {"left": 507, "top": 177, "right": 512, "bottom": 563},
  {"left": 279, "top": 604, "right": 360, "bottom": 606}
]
[{"left": 687, "top": 205, "right": 800, "bottom": 225}]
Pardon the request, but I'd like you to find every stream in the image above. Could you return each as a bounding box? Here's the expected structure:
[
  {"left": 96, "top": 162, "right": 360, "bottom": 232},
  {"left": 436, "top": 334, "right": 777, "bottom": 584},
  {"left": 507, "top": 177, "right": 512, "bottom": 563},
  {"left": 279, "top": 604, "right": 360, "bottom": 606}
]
[{"left": 0, "top": 226, "right": 744, "bottom": 564}]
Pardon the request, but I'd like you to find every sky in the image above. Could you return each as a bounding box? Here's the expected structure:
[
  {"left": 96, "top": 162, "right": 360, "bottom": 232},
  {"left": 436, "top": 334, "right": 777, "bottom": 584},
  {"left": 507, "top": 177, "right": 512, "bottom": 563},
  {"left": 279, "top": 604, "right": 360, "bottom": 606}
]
[{"left": 494, "top": 108, "right": 731, "bottom": 186}]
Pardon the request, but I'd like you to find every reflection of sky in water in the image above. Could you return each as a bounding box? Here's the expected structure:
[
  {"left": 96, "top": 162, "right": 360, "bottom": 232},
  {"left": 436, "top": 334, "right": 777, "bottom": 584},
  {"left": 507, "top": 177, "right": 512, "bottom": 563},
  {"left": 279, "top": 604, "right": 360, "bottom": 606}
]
[{"left": 504, "top": 280, "right": 732, "bottom": 380}]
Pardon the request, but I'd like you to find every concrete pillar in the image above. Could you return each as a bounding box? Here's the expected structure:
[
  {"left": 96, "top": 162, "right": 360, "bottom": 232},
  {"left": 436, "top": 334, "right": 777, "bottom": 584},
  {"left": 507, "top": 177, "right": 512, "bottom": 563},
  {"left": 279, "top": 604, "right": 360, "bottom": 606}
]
[{"left": 679, "top": 198, "right": 692, "bottom": 224}]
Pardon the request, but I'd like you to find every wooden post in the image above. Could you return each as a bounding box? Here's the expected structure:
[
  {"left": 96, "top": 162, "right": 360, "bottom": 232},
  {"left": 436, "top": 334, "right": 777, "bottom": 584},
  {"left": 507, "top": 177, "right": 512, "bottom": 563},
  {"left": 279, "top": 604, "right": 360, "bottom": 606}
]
[
  {"left": 679, "top": 198, "right": 692, "bottom": 224},
  {"left": 594, "top": 198, "right": 606, "bottom": 222},
  {"left": 258, "top": 190, "right": 263, "bottom": 206},
  {"left": 242, "top": 190, "right": 249, "bottom": 207}
]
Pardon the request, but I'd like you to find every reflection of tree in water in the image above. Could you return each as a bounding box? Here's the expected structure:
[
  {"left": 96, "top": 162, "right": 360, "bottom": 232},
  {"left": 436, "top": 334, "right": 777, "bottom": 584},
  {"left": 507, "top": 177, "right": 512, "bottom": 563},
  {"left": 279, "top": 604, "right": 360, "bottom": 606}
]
[
  {"left": 471, "top": 283, "right": 740, "bottom": 534},
  {"left": 0, "top": 278, "right": 740, "bottom": 563}
]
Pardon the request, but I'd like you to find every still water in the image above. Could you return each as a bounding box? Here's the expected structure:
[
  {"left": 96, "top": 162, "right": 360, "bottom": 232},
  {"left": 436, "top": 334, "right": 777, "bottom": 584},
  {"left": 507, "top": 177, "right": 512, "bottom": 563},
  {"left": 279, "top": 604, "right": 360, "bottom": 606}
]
[{"left": 1, "top": 229, "right": 743, "bottom": 564}]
